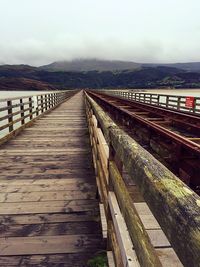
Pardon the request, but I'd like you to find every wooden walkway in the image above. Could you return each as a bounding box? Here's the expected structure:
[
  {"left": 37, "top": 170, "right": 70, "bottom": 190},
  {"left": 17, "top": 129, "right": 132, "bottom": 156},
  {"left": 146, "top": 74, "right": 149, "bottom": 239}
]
[{"left": 0, "top": 92, "right": 104, "bottom": 266}]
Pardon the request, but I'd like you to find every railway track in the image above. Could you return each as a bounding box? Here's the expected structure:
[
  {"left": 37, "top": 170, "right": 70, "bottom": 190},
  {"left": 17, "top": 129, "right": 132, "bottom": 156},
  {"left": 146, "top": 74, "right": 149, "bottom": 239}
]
[{"left": 87, "top": 90, "right": 200, "bottom": 194}]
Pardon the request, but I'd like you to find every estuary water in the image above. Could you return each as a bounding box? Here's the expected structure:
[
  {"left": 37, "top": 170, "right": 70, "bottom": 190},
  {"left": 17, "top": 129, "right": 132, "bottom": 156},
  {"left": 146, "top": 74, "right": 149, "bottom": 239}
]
[
  {"left": 143, "top": 89, "right": 200, "bottom": 97},
  {"left": 0, "top": 89, "right": 199, "bottom": 138},
  {"left": 1, "top": 89, "right": 200, "bottom": 99},
  {"left": 0, "top": 91, "right": 55, "bottom": 99},
  {"left": 0, "top": 91, "right": 57, "bottom": 138}
]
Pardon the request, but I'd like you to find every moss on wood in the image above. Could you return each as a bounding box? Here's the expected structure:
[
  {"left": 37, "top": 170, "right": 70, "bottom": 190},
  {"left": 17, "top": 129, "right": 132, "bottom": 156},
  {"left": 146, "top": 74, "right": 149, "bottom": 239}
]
[{"left": 86, "top": 93, "right": 200, "bottom": 267}]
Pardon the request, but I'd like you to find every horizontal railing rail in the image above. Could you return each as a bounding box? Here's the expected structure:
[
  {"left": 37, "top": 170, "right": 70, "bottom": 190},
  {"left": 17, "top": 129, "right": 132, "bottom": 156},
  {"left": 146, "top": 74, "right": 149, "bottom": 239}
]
[
  {"left": 85, "top": 91, "right": 200, "bottom": 267},
  {"left": 0, "top": 90, "right": 77, "bottom": 140},
  {"left": 100, "top": 90, "right": 200, "bottom": 114}
]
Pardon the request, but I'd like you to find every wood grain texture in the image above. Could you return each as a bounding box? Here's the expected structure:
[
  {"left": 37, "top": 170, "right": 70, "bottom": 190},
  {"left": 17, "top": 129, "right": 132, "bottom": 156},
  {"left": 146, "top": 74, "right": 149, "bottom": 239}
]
[{"left": 0, "top": 91, "right": 105, "bottom": 265}]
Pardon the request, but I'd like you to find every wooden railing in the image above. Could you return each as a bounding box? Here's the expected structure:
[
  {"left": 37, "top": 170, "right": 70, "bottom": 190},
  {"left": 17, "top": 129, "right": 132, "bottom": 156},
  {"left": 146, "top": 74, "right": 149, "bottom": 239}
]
[
  {"left": 101, "top": 90, "right": 200, "bottom": 114},
  {"left": 0, "top": 90, "right": 77, "bottom": 141},
  {"left": 85, "top": 92, "right": 200, "bottom": 267}
]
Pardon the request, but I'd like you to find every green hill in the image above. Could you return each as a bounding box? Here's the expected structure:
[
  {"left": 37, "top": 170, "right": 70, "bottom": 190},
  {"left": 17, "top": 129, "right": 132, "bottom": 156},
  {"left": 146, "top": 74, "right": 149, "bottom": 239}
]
[{"left": 40, "top": 59, "right": 141, "bottom": 72}]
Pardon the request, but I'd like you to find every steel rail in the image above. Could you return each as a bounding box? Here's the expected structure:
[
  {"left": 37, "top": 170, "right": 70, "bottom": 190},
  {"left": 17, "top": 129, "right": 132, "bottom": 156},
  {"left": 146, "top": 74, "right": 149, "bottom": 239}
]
[
  {"left": 88, "top": 91, "right": 200, "bottom": 155},
  {"left": 87, "top": 90, "right": 200, "bottom": 192},
  {"left": 100, "top": 91, "right": 200, "bottom": 134}
]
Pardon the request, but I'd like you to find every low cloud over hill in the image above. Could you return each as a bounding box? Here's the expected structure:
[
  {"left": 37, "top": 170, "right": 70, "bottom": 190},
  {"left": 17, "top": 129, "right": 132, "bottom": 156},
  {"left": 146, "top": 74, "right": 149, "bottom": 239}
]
[{"left": 1, "top": 59, "right": 200, "bottom": 90}]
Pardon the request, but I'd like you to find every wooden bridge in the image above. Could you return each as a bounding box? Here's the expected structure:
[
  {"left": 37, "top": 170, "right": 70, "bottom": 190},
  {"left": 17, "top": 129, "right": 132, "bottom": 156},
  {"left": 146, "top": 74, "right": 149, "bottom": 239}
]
[
  {"left": 0, "top": 90, "right": 199, "bottom": 266},
  {"left": 0, "top": 91, "right": 104, "bottom": 266}
]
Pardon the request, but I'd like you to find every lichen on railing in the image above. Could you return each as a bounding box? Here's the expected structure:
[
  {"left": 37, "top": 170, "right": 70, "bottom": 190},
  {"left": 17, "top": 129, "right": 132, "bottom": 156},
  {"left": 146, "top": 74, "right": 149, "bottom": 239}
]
[{"left": 85, "top": 91, "right": 200, "bottom": 267}]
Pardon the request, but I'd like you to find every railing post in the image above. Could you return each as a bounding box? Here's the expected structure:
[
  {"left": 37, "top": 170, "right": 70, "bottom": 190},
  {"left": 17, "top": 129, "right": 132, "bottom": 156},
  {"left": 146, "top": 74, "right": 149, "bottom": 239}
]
[
  {"left": 47, "top": 94, "right": 50, "bottom": 109},
  {"left": 166, "top": 95, "right": 169, "bottom": 108},
  {"left": 49, "top": 94, "right": 52, "bottom": 108},
  {"left": 36, "top": 96, "right": 39, "bottom": 116},
  {"left": 41, "top": 95, "right": 44, "bottom": 113},
  {"left": 177, "top": 96, "right": 181, "bottom": 111},
  {"left": 150, "top": 94, "right": 152, "bottom": 104},
  {"left": 53, "top": 93, "right": 56, "bottom": 106},
  {"left": 29, "top": 97, "right": 33, "bottom": 120},
  {"left": 45, "top": 94, "right": 48, "bottom": 111},
  {"left": 52, "top": 93, "right": 55, "bottom": 107},
  {"left": 157, "top": 95, "right": 160, "bottom": 106},
  {"left": 55, "top": 94, "right": 57, "bottom": 105},
  {"left": 7, "top": 100, "right": 13, "bottom": 132},
  {"left": 193, "top": 98, "right": 197, "bottom": 113},
  {"left": 20, "top": 98, "right": 25, "bottom": 125}
]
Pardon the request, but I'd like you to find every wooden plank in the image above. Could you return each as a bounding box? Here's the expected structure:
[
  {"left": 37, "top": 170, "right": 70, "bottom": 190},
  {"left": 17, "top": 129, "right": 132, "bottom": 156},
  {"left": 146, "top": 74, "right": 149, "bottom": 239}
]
[
  {"left": 147, "top": 230, "right": 170, "bottom": 248},
  {"left": 87, "top": 93, "right": 194, "bottom": 266},
  {"left": 139, "top": 215, "right": 160, "bottom": 230},
  {"left": 0, "top": 92, "right": 104, "bottom": 265},
  {"left": 0, "top": 177, "right": 95, "bottom": 186},
  {"left": 0, "top": 221, "right": 101, "bottom": 237},
  {"left": 109, "top": 161, "right": 162, "bottom": 267},
  {"left": 0, "top": 234, "right": 103, "bottom": 255},
  {"left": 107, "top": 251, "right": 116, "bottom": 267},
  {"left": 0, "top": 199, "right": 99, "bottom": 215},
  {"left": 2, "top": 143, "right": 90, "bottom": 149},
  {"left": 0, "top": 149, "right": 89, "bottom": 156},
  {"left": 0, "top": 155, "right": 92, "bottom": 163},
  {"left": 9, "top": 138, "right": 88, "bottom": 143},
  {"left": 97, "top": 128, "right": 109, "bottom": 158},
  {"left": 23, "top": 127, "right": 88, "bottom": 131},
  {"left": 108, "top": 192, "right": 140, "bottom": 267},
  {"left": 0, "top": 167, "right": 93, "bottom": 176},
  {"left": 0, "top": 253, "right": 95, "bottom": 267},
  {"left": 0, "top": 212, "right": 100, "bottom": 225},
  {"left": 0, "top": 174, "right": 95, "bottom": 181},
  {"left": 108, "top": 220, "right": 123, "bottom": 266},
  {"left": 97, "top": 142, "right": 109, "bottom": 183},
  {"left": 134, "top": 202, "right": 161, "bottom": 229},
  {"left": 0, "top": 190, "right": 96, "bottom": 202},
  {"left": 128, "top": 185, "right": 144, "bottom": 203},
  {"left": 99, "top": 203, "right": 107, "bottom": 239},
  {"left": 0, "top": 160, "right": 92, "bottom": 169},
  {"left": 156, "top": 248, "right": 183, "bottom": 267},
  {"left": 134, "top": 202, "right": 154, "bottom": 216}
]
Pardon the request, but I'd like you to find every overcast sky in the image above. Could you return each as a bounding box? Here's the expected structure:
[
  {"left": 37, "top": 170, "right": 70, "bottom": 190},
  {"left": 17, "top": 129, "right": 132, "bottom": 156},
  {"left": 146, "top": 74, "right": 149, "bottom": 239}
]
[{"left": 0, "top": 0, "right": 200, "bottom": 66}]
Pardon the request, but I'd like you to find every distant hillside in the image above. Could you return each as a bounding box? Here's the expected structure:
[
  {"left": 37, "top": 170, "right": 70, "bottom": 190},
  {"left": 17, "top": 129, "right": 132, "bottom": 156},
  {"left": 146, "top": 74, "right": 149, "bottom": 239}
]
[
  {"left": 40, "top": 59, "right": 200, "bottom": 72},
  {"left": 40, "top": 59, "right": 141, "bottom": 72},
  {"left": 0, "top": 77, "right": 57, "bottom": 91},
  {"left": 0, "top": 64, "right": 37, "bottom": 71},
  {"left": 143, "top": 62, "right": 200, "bottom": 72},
  {"left": 0, "top": 63, "right": 200, "bottom": 90}
]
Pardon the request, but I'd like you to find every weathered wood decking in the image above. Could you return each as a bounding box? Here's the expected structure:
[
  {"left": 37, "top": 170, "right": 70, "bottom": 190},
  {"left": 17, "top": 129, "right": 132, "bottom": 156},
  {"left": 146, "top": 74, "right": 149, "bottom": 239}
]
[{"left": 0, "top": 92, "right": 104, "bottom": 266}]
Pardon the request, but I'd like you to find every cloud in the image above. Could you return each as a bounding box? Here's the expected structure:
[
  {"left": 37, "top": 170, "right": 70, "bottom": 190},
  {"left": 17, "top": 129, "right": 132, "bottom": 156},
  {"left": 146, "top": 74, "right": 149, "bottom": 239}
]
[
  {"left": 1, "top": 0, "right": 200, "bottom": 65},
  {"left": 0, "top": 35, "right": 199, "bottom": 66}
]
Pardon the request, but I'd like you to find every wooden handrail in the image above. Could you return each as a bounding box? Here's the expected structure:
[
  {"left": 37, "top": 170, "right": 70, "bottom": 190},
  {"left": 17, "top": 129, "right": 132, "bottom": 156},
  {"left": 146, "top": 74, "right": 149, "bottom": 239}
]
[
  {"left": 100, "top": 90, "right": 200, "bottom": 114},
  {"left": 0, "top": 90, "right": 78, "bottom": 140},
  {"left": 85, "top": 92, "right": 200, "bottom": 267}
]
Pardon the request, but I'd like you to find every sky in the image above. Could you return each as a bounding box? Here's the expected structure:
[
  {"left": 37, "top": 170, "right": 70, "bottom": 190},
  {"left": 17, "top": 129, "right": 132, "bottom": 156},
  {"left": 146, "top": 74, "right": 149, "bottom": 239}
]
[{"left": 0, "top": 0, "right": 200, "bottom": 66}]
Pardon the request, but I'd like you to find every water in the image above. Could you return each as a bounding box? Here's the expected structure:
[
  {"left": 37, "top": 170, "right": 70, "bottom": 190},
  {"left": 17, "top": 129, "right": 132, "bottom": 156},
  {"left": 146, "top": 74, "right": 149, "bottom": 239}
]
[
  {"left": 0, "top": 91, "right": 56, "bottom": 99},
  {"left": 1, "top": 89, "right": 200, "bottom": 99},
  {"left": 0, "top": 89, "right": 200, "bottom": 139},
  {"left": 143, "top": 89, "right": 200, "bottom": 97},
  {"left": 0, "top": 91, "right": 57, "bottom": 138}
]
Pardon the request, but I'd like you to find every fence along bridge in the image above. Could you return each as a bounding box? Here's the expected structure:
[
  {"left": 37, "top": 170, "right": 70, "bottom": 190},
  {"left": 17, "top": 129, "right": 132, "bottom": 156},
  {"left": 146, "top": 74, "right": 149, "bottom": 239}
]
[{"left": 0, "top": 90, "right": 199, "bottom": 266}]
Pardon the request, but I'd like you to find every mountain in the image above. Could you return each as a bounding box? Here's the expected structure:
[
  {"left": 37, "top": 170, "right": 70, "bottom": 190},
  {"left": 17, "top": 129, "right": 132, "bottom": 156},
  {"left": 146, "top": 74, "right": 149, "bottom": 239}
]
[
  {"left": 0, "top": 63, "right": 200, "bottom": 90},
  {"left": 0, "top": 64, "right": 37, "bottom": 71},
  {"left": 0, "top": 77, "right": 57, "bottom": 91},
  {"left": 40, "top": 59, "right": 141, "bottom": 72},
  {"left": 143, "top": 62, "right": 200, "bottom": 72},
  {"left": 40, "top": 59, "right": 200, "bottom": 72}
]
